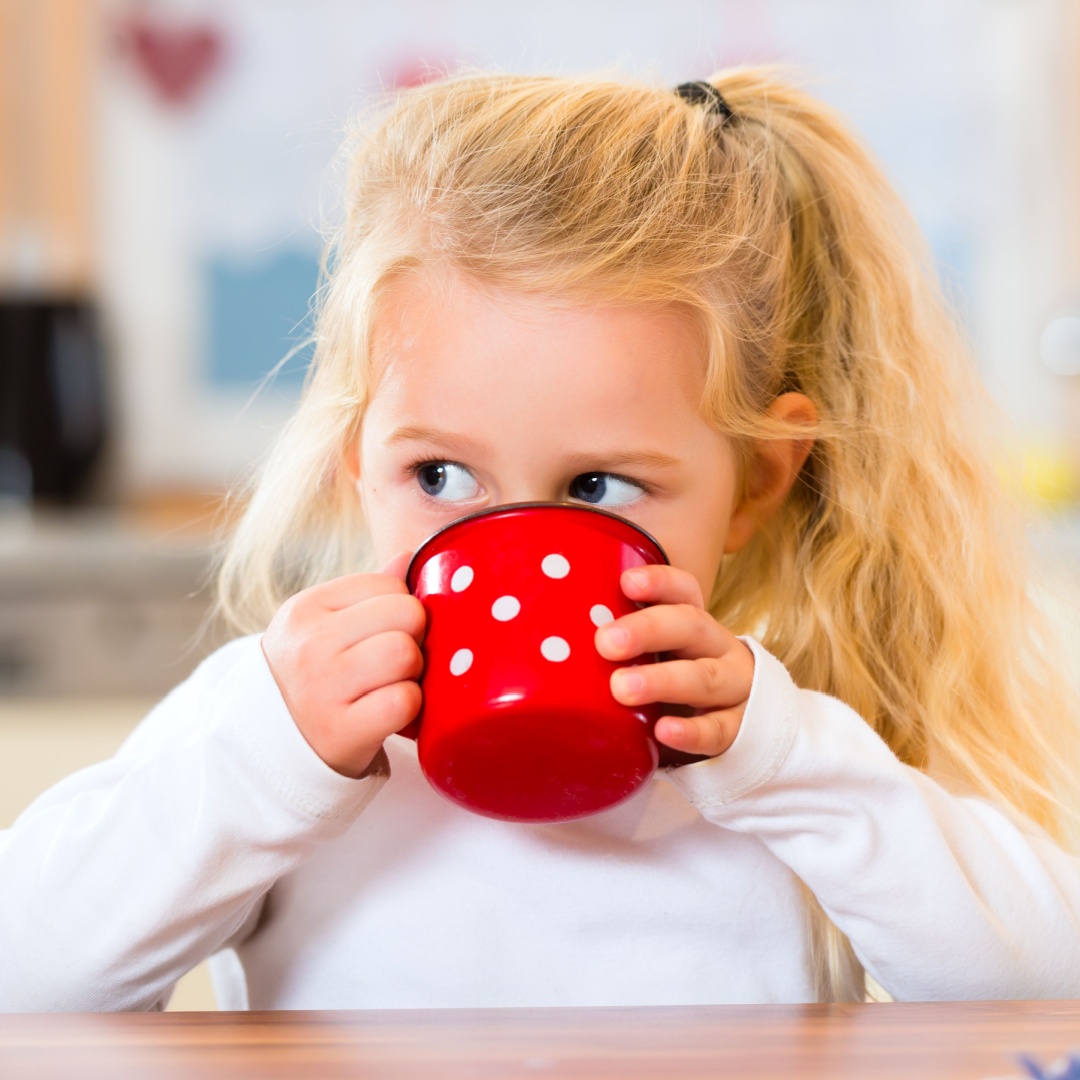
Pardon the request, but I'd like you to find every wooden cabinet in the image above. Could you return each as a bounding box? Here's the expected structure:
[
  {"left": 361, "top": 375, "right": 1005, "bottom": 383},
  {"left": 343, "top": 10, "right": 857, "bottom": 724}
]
[{"left": 0, "top": 0, "right": 97, "bottom": 293}]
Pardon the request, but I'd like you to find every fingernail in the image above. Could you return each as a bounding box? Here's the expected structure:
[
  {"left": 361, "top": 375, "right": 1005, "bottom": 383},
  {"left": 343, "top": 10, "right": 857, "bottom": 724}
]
[
  {"left": 626, "top": 569, "right": 649, "bottom": 590},
  {"left": 603, "top": 626, "right": 631, "bottom": 650},
  {"left": 616, "top": 671, "right": 645, "bottom": 698}
]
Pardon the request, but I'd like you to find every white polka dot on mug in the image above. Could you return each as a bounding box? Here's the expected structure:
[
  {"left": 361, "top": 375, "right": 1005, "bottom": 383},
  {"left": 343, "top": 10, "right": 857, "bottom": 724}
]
[
  {"left": 449, "top": 648, "right": 474, "bottom": 676},
  {"left": 590, "top": 604, "right": 614, "bottom": 627},
  {"left": 541, "top": 553, "right": 570, "bottom": 579},
  {"left": 451, "top": 565, "right": 474, "bottom": 592},
  {"left": 540, "top": 636, "right": 571, "bottom": 662},
  {"left": 491, "top": 595, "right": 521, "bottom": 621}
]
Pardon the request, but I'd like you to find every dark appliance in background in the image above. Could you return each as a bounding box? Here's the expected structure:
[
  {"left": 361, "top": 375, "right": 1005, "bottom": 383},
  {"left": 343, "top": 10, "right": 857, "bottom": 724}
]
[{"left": 0, "top": 298, "right": 109, "bottom": 503}]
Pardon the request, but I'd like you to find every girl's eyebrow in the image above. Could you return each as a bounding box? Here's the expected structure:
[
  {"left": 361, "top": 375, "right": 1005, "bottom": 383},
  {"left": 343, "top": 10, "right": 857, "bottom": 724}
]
[
  {"left": 385, "top": 425, "right": 488, "bottom": 455},
  {"left": 386, "top": 425, "right": 682, "bottom": 470},
  {"left": 561, "top": 448, "right": 683, "bottom": 471}
]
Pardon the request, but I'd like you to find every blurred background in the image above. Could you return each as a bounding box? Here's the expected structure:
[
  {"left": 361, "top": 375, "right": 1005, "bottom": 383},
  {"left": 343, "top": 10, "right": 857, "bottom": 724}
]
[{"left": 2, "top": 0, "right": 1079, "bottom": 1009}]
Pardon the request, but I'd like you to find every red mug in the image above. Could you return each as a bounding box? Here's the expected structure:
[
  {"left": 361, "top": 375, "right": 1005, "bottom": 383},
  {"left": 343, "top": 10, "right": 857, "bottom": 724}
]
[{"left": 403, "top": 502, "right": 669, "bottom": 823}]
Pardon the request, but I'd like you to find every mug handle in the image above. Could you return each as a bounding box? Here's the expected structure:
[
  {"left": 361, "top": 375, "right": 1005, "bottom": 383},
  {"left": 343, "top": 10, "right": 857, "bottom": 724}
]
[{"left": 397, "top": 717, "right": 421, "bottom": 741}]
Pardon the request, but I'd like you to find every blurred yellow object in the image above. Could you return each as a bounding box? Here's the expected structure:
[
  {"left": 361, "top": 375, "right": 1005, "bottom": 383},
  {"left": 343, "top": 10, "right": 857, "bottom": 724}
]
[{"left": 997, "top": 442, "right": 1080, "bottom": 508}]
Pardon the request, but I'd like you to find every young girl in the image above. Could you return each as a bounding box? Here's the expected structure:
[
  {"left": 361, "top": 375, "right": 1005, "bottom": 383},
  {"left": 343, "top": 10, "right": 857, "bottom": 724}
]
[{"left": 3, "top": 68, "right": 1079, "bottom": 1012}]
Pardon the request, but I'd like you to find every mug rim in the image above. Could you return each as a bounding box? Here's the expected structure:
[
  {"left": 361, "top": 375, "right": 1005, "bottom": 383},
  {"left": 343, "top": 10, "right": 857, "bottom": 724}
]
[{"left": 405, "top": 500, "right": 669, "bottom": 590}]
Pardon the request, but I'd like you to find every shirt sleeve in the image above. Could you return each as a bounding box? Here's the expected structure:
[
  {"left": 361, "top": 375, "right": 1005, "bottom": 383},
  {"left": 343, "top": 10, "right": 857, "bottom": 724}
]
[
  {"left": 664, "top": 635, "right": 1080, "bottom": 1001},
  {"left": 0, "top": 635, "right": 389, "bottom": 1012}
]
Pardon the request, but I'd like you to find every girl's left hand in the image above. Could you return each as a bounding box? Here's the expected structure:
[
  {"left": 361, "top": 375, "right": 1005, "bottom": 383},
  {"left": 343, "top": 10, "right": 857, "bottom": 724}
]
[{"left": 595, "top": 564, "right": 755, "bottom": 758}]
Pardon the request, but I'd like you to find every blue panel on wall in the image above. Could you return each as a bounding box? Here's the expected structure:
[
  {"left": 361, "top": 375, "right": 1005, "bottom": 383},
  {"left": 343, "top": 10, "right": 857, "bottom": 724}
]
[
  {"left": 203, "top": 248, "right": 320, "bottom": 390},
  {"left": 929, "top": 227, "right": 974, "bottom": 326}
]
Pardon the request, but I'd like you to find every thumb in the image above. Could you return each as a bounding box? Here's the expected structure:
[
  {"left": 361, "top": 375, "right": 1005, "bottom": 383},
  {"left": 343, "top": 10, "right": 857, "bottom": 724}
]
[{"left": 379, "top": 550, "right": 414, "bottom": 581}]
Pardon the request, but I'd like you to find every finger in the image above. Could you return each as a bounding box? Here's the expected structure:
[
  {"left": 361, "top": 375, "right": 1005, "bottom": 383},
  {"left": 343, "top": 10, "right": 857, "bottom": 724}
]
[
  {"left": 654, "top": 708, "right": 743, "bottom": 758},
  {"left": 610, "top": 656, "right": 752, "bottom": 711},
  {"left": 336, "top": 680, "right": 423, "bottom": 772},
  {"left": 323, "top": 592, "right": 426, "bottom": 653},
  {"left": 595, "top": 603, "right": 734, "bottom": 662},
  {"left": 303, "top": 570, "right": 411, "bottom": 612},
  {"left": 620, "top": 563, "right": 704, "bottom": 609},
  {"left": 345, "top": 679, "right": 423, "bottom": 743},
  {"left": 337, "top": 629, "right": 425, "bottom": 702}
]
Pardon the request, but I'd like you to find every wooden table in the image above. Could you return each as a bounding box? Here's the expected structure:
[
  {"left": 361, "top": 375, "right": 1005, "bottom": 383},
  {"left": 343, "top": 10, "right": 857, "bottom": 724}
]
[{"left": 2, "top": 1001, "right": 1078, "bottom": 1079}]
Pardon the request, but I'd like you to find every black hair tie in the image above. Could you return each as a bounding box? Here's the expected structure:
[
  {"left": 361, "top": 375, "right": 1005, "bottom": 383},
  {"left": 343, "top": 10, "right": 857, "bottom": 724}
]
[{"left": 674, "top": 80, "right": 733, "bottom": 121}]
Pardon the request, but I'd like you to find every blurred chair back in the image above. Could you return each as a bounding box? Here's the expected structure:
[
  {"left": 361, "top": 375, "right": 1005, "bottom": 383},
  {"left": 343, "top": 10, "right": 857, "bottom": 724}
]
[{"left": 0, "top": 298, "right": 108, "bottom": 504}]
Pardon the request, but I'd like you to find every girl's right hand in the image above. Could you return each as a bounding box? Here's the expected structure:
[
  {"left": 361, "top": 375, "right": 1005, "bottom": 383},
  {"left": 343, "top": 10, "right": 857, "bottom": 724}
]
[{"left": 261, "top": 552, "right": 425, "bottom": 779}]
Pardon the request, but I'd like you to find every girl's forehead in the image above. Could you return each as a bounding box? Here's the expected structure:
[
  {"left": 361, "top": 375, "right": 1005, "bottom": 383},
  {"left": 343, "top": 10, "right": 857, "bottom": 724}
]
[{"left": 369, "top": 264, "right": 708, "bottom": 389}]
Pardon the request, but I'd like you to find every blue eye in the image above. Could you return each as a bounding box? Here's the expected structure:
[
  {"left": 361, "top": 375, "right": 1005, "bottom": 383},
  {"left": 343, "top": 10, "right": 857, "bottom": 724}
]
[
  {"left": 415, "top": 461, "right": 480, "bottom": 501},
  {"left": 569, "top": 472, "right": 645, "bottom": 507}
]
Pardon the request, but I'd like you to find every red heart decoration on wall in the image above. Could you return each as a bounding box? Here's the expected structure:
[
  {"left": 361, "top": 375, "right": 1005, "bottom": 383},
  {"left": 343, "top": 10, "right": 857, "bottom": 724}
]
[
  {"left": 387, "top": 56, "right": 456, "bottom": 90},
  {"left": 118, "top": 13, "right": 225, "bottom": 107}
]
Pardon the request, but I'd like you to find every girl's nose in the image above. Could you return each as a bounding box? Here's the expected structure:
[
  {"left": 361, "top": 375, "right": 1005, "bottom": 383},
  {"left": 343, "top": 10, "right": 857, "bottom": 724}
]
[{"left": 499, "top": 484, "right": 565, "bottom": 506}]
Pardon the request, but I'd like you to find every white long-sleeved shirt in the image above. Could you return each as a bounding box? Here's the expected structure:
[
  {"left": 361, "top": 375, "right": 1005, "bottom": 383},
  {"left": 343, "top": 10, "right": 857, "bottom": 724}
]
[{"left": 1, "top": 634, "right": 1078, "bottom": 1012}]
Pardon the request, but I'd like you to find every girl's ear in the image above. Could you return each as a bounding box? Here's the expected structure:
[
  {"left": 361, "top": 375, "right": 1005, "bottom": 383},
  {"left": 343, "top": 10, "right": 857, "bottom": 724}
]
[
  {"left": 724, "top": 392, "right": 818, "bottom": 554},
  {"left": 345, "top": 441, "right": 361, "bottom": 484}
]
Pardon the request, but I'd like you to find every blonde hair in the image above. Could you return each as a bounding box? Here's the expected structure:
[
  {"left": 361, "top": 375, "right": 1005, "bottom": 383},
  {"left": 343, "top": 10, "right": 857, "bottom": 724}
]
[{"left": 217, "top": 67, "right": 1080, "bottom": 1000}]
